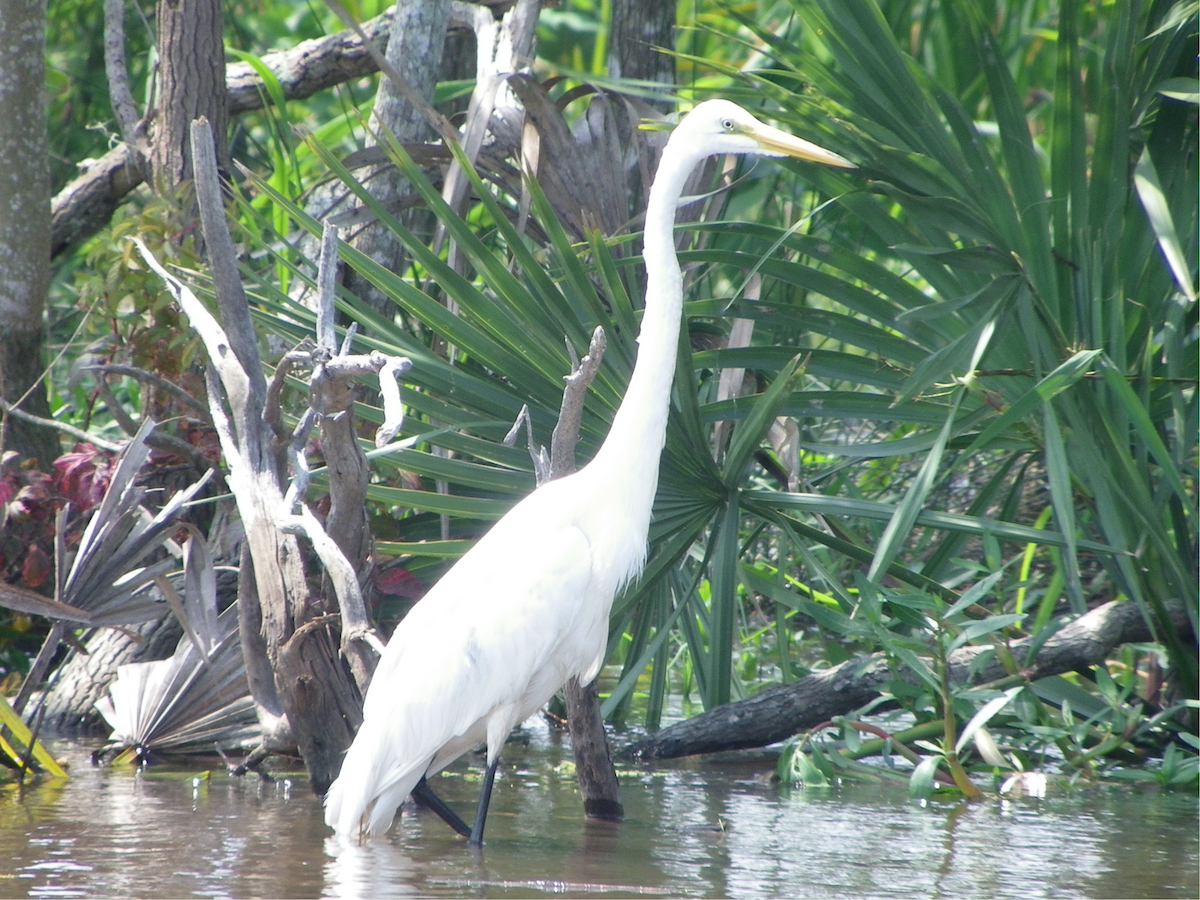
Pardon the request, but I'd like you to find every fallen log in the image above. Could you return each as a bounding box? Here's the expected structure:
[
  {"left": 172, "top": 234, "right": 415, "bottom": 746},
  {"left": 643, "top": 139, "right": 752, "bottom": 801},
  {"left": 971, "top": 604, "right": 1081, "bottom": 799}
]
[{"left": 623, "top": 599, "right": 1192, "bottom": 761}]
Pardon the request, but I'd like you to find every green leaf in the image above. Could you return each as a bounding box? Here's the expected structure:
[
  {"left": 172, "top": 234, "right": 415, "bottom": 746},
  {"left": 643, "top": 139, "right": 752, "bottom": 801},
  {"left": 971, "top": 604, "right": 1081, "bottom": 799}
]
[
  {"left": 956, "top": 686, "right": 1024, "bottom": 754},
  {"left": 706, "top": 494, "right": 741, "bottom": 708},
  {"left": 909, "top": 755, "right": 942, "bottom": 800},
  {"left": 948, "top": 614, "right": 1026, "bottom": 654},
  {"left": 944, "top": 568, "right": 1008, "bottom": 619},
  {"left": 1134, "top": 147, "right": 1199, "bottom": 302},
  {"left": 869, "top": 318, "right": 993, "bottom": 581},
  {"left": 959, "top": 350, "right": 1103, "bottom": 458},
  {"left": 1156, "top": 77, "right": 1200, "bottom": 103},
  {"left": 1042, "top": 403, "right": 1086, "bottom": 613},
  {"left": 896, "top": 288, "right": 1011, "bottom": 405},
  {"left": 747, "top": 489, "right": 1120, "bottom": 554},
  {"left": 721, "top": 355, "right": 804, "bottom": 487}
]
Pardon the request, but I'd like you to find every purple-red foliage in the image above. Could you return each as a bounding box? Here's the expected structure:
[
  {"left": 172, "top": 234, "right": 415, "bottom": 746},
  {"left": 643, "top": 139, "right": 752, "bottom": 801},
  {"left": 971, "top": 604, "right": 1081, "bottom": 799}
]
[{"left": 1, "top": 444, "right": 114, "bottom": 595}]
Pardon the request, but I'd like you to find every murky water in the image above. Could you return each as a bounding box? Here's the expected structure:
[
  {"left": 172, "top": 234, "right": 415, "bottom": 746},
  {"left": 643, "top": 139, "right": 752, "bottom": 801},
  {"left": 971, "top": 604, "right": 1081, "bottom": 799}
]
[{"left": 1, "top": 724, "right": 1196, "bottom": 899}]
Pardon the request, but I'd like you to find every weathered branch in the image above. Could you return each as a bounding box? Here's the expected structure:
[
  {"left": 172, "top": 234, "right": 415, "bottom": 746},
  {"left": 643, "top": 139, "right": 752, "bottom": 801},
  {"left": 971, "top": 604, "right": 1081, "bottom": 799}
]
[
  {"left": 81, "top": 364, "right": 211, "bottom": 419},
  {"left": 0, "top": 394, "right": 124, "bottom": 452},
  {"left": 132, "top": 119, "right": 368, "bottom": 792},
  {"left": 51, "top": 145, "right": 146, "bottom": 258},
  {"left": 274, "top": 220, "right": 411, "bottom": 692},
  {"left": 537, "top": 325, "right": 623, "bottom": 819},
  {"left": 102, "top": 0, "right": 144, "bottom": 159},
  {"left": 549, "top": 326, "right": 606, "bottom": 480},
  {"left": 504, "top": 404, "right": 550, "bottom": 483},
  {"left": 375, "top": 356, "right": 412, "bottom": 448},
  {"left": 624, "top": 599, "right": 1193, "bottom": 761},
  {"left": 227, "top": 8, "right": 399, "bottom": 115},
  {"left": 87, "top": 374, "right": 215, "bottom": 474},
  {"left": 192, "top": 118, "right": 266, "bottom": 431},
  {"left": 438, "top": 0, "right": 539, "bottom": 243}
]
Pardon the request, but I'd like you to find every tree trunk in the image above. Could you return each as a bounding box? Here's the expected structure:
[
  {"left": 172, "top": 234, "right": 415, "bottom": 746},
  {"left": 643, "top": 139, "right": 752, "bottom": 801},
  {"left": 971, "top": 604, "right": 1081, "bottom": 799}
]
[
  {"left": 547, "top": 329, "right": 624, "bottom": 819},
  {"left": 624, "top": 599, "right": 1193, "bottom": 761},
  {"left": 608, "top": 0, "right": 675, "bottom": 111},
  {"left": 342, "top": 0, "right": 454, "bottom": 322},
  {"left": 565, "top": 676, "right": 623, "bottom": 819},
  {"left": 152, "top": 0, "right": 230, "bottom": 191},
  {"left": 0, "top": 0, "right": 59, "bottom": 467}
]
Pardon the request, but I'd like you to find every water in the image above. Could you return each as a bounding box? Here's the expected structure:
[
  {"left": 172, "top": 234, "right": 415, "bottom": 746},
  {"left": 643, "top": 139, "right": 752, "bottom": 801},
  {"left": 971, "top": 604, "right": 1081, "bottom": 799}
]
[{"left": 1, "top": 726, "right": 1196, "bottom": 899}]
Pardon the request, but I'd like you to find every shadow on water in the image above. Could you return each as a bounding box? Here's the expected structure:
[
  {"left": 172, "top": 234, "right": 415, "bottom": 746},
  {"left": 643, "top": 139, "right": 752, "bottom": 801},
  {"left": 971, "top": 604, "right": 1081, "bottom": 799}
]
[{"left": 1, "top": 721, "right": 1196, "bottom": 899}]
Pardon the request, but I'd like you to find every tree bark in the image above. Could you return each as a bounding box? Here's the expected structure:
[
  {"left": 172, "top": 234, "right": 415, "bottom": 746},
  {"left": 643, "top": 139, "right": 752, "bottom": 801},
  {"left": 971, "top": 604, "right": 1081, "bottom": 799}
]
[
  {"left": 624, "top": 599, "right": 1193, "bottom": 761},
  {"left": 276, "top": 618, "right": 364, "bottom": 788},
  {"left": 547, "top": 328, "right": 623, "bottom": 819},
  {"left": 339, "top": 0, "right": 454, "bottom": 322},
  {"left": 608, "top": 0, "right": 675, "bottom": 111},
  {"left": 52, "top": 12, "right": 401, "bottom": 257},
  {"left": 152, "top": 0, "right": 230, "bottom": 191},
  {"left": 564, "top": 676, "right": 623, "bottom": 818},
  {"left": 0, "top": 0, "right": 59, "bottom": 467}
]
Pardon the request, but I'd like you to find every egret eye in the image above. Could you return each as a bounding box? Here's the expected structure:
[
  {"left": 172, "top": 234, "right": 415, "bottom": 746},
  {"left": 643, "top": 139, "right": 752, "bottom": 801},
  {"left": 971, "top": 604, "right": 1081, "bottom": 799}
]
[{"left": 721, "top": 118, "right": 735, "bottom": 131}]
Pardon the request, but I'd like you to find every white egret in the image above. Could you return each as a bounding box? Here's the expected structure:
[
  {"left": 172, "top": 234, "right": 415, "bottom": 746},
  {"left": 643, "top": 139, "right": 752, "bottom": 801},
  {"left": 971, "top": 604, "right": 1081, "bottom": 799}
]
[{"left": 324, "top": 99, "right": 854, "bottom": 845}]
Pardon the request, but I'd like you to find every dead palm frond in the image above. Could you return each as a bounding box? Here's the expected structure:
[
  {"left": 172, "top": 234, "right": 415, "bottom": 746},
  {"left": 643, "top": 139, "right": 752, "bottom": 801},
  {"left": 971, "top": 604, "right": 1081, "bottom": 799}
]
[
  {"left": 2, "top": 419, "right": 215, "bottom": 718},
  {"left": 94, "top": 596, "right": 258, "bottom": 761}
]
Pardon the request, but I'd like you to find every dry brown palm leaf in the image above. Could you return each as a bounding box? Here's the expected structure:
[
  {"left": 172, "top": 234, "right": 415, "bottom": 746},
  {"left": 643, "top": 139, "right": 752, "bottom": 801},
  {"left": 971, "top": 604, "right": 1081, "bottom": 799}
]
[
  {"left": 94, "top": 605, "right": 258, "bottom": 760},
  {"left": 57, "top": 421, "right": 213, "bottom": 627},
  {"left": 508, "top": 76, "right": 665, "bottom": 242},
  {"left": 94, "top": 519, "right": 256, "bottom": 759}
]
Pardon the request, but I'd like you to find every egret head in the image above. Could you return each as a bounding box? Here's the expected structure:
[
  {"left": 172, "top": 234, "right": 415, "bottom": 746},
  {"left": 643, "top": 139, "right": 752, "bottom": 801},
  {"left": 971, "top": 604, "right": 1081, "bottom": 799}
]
[{"left": 675, "top": 99, "right": 855, "bottom": 169}]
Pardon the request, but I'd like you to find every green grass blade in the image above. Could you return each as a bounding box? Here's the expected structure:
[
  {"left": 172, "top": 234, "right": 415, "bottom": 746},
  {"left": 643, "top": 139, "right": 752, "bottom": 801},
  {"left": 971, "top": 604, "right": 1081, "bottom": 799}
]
[
  {"left": 1134, "top": 146, "right": 1199, "bottom": 302},
  {"left": 1042, "top": 402, "right": 1086, "bottom": 613}
]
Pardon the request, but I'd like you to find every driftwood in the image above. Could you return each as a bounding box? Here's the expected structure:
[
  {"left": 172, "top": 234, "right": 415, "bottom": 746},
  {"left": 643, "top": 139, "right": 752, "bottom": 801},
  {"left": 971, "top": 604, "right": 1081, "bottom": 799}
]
[{"left": 624, "top": 599, "right": 1193, "bottom": 761}]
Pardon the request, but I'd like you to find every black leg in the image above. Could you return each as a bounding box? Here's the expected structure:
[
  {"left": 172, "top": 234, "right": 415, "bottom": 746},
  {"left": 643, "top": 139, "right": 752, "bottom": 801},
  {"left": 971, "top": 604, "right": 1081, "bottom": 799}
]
[
  {"left": 412, "top": 776, "right": 472, "bottom": 838},
  {"left": 468, "top": 756, "right": 501, "bottom": 847}
]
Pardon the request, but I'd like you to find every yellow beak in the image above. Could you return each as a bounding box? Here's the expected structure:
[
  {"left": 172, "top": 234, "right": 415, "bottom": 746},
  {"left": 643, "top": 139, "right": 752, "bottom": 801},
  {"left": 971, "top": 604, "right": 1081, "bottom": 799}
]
[{"left": 750, "top": 122, "right": 856, "bottom": 169}]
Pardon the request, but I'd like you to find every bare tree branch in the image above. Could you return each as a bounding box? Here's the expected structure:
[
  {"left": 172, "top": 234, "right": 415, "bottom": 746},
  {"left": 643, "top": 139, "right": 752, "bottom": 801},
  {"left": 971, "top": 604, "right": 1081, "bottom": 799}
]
[
  {"left": 81, "top": 364, "right": 211, "bottom": 419},
  {"left": 54, "top": 7, "right": 399, "bottom": 257},
  {"left": 191, "top": 118, "right": 266, "bottom": 428},
  {"left": 549, "top": 326, "right": 606, "bottom": 480},
  {"left": 535, "top": 325, "right": 624, "bottom": 819},
  {"left": 0, "top": 395, "right": 124, "bottom": 452},
  {"left": 102, "top": 0, "right": 145, "bottom": 160}
]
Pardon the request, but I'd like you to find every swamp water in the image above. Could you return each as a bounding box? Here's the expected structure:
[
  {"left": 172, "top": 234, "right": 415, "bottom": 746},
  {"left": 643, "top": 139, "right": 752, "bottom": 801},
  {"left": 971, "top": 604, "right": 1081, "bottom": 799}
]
[{"left": 1, "top": 726, "right": 1196, "bottom": 899}]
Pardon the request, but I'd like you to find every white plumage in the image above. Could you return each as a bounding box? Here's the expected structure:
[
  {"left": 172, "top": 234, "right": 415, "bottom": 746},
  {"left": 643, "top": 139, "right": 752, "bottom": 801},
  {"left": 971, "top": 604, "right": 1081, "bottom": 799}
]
[{"left": 324, "top": 100, "right": 854, "bottom": 844}]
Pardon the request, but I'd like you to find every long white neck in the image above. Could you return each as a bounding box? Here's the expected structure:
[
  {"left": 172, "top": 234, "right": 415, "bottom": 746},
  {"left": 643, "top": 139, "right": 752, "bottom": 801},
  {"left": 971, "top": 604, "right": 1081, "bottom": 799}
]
[{"left": 586, "top": 137, "right": 702, "bottom": 547}]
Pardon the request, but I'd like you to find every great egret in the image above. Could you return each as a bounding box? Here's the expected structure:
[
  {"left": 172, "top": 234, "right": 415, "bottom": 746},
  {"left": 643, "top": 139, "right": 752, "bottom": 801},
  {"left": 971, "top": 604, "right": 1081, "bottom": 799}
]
[{"left": 324, "top": 99, "right": 854, "bottom": 845}]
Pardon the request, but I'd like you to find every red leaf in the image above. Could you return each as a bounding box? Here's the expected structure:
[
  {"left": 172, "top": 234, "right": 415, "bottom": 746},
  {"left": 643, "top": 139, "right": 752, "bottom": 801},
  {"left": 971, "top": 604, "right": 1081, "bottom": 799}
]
[
  {"left": 9, "top": 476, "right": 52, "bottom": 520},
  {"left": 21, "top": 544, "right": 52, "bottom": 589},
  {"left": 54, "top": 444, "right": 113, "bottom": 512},
  {"left": 375, "top": 566, "right": 425, "bottom": 599}
]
